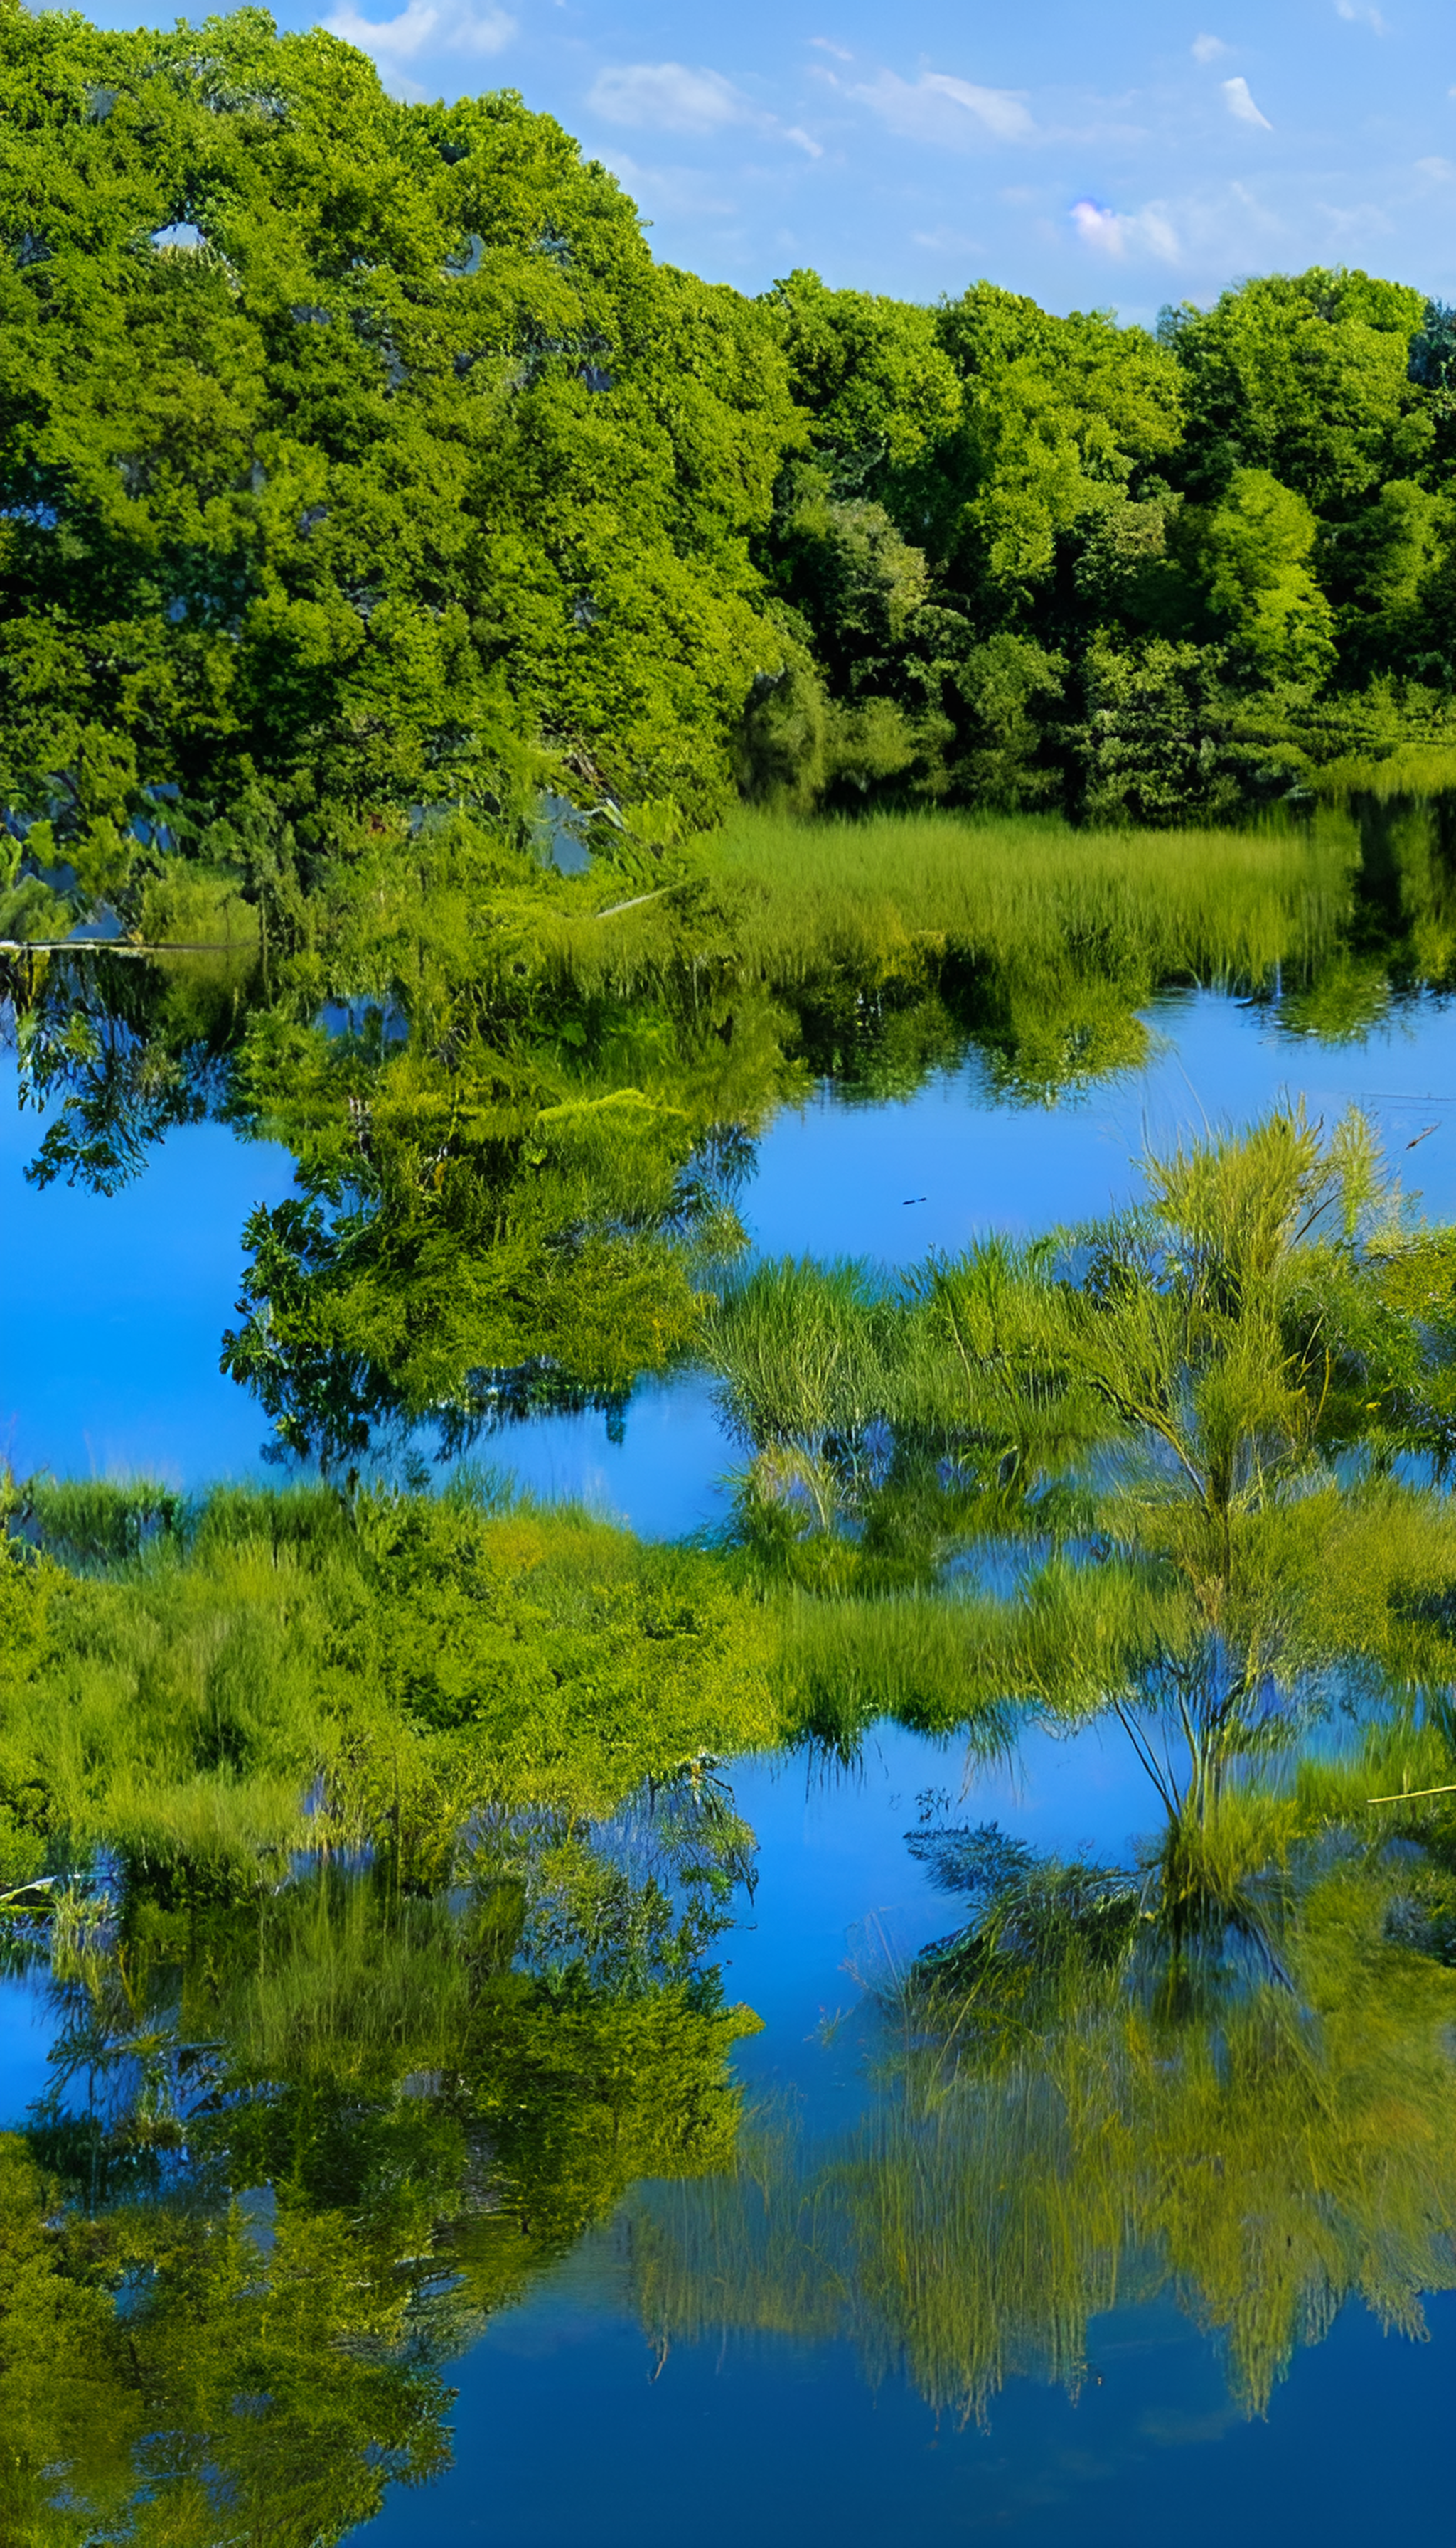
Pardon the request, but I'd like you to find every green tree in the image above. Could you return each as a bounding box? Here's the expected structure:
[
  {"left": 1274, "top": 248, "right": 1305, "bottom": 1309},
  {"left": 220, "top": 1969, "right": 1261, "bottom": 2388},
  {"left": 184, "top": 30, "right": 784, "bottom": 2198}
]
[
  {"left": 933, "top": 283, "right": 1184, "bottom": 606},
  {"left": 1182, "top": 466, "right": 1336, "bottom": 685},
  {"left": 0, "top": 4, "right": 802, "bottom": 890},
  {"left": 760, "top": 268, "right": 962, "bottom": 496},
  {"left": 1161, "top": 267, "right": 1432, "bottom": 513}
]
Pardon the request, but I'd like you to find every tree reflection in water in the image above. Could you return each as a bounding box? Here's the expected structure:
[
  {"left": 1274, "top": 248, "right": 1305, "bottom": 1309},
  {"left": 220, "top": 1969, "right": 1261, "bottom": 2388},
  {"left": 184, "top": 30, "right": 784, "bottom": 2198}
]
[
  {"left": 0, "top": 1784, "right": 759, "bottom": 2545},
  {"left": 632, "top": 1836, "right": 1456, "bottom": 2428}
]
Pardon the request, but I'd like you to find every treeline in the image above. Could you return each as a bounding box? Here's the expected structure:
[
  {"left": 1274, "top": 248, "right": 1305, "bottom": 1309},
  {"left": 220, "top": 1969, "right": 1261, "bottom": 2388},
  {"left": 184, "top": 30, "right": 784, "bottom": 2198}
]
[{"left": 4, "top": 3, "right": 1456, "bottom": 920}]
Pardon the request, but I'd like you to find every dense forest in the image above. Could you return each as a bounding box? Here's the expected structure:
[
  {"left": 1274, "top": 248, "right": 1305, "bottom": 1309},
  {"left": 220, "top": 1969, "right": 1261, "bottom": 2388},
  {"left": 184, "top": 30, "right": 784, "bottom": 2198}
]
[{"left": 5, "top": 0, "right": 1456, "bottom": 940}]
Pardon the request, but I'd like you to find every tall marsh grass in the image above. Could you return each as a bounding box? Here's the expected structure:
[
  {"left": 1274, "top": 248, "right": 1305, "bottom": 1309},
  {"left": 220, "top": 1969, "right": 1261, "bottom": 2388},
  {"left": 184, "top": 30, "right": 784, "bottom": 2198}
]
[
  {"left": 709, "top": 807, "right": 1358, "bottom": 987},
  {"left": 547, "top": 807, "right": 1362, "bottom": 1005}
]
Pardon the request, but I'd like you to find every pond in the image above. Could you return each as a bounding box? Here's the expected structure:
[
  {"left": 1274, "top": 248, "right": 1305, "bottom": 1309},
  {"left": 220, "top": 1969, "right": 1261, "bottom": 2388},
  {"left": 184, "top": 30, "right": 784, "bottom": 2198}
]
[
  {"left": 3, "top": 815, "right": 1456, "bottom": 2546},
  {"left": 5, "top": 980, "right": 1454, "bottom": 1526}
]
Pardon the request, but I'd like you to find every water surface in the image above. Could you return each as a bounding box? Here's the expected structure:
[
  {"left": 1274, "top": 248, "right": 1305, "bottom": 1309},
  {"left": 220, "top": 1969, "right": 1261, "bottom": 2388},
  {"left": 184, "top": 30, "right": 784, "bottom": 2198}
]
[
  {"left": 6, "top": 984, "right": 1454, "bottom": 1524},
  {"left": 4, "top": 965, "right": 1455, "bottom": 2545}
]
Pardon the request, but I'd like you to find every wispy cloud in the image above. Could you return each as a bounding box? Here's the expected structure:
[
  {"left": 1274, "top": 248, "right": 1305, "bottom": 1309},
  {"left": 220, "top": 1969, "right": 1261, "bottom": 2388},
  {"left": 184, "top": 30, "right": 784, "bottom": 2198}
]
[
  {"left": 1192, "top": 33, "right": 1228, "bottom": 63},
  {"left": 809, "top": 36, "right": 853, "bottom": 62},
  {"left": 1335, "top": 0, "right": 1385, "bottom": 26},
  {"left": 588, "top": 63, "right": 751, "bottom": 134},
  {"left": 324, "top": 0, "right": 513, "bottom": 97},
  {"left": 850, "top": 70, "right": 1034, "bottom": 146},
  {"left": 1071, "top": 197, "right": 1179, "bottom": 260},
  {"left": 587, "top": 61, "right": 824, "bottom": 159},
  {"left": 1222, "top": 75, "right": 1273, "bottom": 129}
]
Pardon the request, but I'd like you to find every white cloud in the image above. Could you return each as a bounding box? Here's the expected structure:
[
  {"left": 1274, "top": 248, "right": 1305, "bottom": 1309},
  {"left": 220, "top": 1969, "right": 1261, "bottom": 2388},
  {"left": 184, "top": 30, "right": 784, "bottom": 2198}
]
[
  {"left": 1192, "top": 33, "right": 1228, "bottom": 63},
  {"left": 1222, "top": 75, "right": 1272, "bottom": 129},
  {"left": 588, "top": 63, "right": 751, "bottom": 134},
  {"left": 809, "top": 36, "right": 853, "bottom": 61},
  {"left": 1417, "top": 155, "right": 1456, "bottom": 180},
  {"left": 324, "top": 0, "right": 513, "bottom": 96},
  {"left": 851, "top": 70, "right": 1034, "bottom": 146},
  {"left": 587, "top": 62, "right": 822, "bottom": 158},
  {"left": 1335, "top": 0, "right": 1385, "bottom": 26},
  {"left": 1071, "top": 197, "right": 1179, "bottom": 260}
]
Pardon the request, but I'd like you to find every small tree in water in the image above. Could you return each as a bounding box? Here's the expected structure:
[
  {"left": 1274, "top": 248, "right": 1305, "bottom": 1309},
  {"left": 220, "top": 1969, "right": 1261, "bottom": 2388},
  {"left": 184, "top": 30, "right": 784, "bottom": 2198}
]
[
  {"left": 724, "top": 1108, "right": 1456, "bottom": 1884},
  {"left": 958, "top": 1110, "right": 1455, "bottom": 1839}
]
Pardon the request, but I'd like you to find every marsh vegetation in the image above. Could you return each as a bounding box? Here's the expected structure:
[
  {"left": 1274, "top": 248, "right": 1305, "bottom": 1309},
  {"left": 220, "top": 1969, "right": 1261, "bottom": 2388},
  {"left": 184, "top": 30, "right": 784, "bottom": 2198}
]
[{"left": 5, "top": 10, "right": 1456, "bottom": 2533}]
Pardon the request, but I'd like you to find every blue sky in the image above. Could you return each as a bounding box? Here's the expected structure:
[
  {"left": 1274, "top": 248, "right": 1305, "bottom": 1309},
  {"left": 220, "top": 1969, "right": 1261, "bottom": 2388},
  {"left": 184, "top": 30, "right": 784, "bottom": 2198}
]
[{"left": 90, "top": 0, "right": 1456, "bottom": 318}]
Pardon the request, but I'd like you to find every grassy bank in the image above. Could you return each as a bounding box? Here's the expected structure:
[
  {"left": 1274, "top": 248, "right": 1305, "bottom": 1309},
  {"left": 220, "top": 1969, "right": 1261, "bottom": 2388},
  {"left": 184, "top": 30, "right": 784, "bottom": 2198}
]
[{"left": 547, "top": 806, "right": 1364, "bottom": 1003}]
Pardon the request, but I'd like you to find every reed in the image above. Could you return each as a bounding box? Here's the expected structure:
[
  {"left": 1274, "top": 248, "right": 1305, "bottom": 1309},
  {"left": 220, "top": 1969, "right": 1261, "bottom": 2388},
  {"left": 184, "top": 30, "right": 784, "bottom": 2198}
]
[
  {"left": 537, "top": 804, "right": 1360, "bottom": 1009},
  {"left": 711, "top": 805, "right": 1356, "bottom": 987}
]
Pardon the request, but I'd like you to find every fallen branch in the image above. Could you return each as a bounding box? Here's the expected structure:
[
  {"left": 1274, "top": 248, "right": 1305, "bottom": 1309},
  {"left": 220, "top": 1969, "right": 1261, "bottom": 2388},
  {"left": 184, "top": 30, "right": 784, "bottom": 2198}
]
[{"left": 0, "top": 938, "right": 247, "bottom": 956}]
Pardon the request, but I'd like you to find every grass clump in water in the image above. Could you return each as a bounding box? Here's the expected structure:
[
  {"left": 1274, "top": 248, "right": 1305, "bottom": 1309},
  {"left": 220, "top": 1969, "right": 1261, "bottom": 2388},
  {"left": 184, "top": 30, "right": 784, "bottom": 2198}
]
[{"left": 0, "top": 1482, "right": 783, "bottom": 1905}]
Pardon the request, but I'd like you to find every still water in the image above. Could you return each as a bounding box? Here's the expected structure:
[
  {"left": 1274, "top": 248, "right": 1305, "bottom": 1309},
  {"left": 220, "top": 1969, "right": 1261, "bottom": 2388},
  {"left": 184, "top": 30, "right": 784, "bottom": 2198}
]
[
  {"left": 4, "top": 982, "right": 1455, "bottom": 1523},
  {"left": 3, "top": 973, "right": 1455, "bottom": 2544}
]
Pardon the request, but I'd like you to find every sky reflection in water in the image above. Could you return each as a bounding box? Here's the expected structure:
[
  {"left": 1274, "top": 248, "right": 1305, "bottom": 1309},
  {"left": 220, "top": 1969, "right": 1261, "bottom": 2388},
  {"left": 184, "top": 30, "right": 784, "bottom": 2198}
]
[
  {"left": 5, "top": 983, "right": 1452, "bottom": 1524},
  {"left": 4, "top": 981, "right": 1456, "bottom": 2542}
]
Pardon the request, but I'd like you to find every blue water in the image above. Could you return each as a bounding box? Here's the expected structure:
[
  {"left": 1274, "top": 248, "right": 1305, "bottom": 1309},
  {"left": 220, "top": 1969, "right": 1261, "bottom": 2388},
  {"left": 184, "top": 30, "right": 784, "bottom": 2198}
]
[
  {"left": 11, "top": 984, "right": 1446, "bottom": 1516},
  {"left": 0, "top": 1086, "right": 295, "bottom": 1484},
  {"left": 3, "top": 1707, "right": 1450, "bottom": 2546},
  {"left": 360, "top": 2257, "right": 1456, "bottom": 2548},
  {"left": 5, "top": 980, "right": 1456, "bottom": 2542},
  {"left": 0, "top": 1964, "right": 57, "bottom": 2116}
]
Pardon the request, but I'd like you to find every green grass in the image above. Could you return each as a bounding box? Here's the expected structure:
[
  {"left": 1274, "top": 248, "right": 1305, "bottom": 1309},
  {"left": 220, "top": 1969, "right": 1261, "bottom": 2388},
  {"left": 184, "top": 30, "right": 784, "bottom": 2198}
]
[
  {"left": 0, "top": 1482, "right": 785, "bottom": 1900},
  {"left": 707, "top": 805, "right": 1359, "bottom": 987}
]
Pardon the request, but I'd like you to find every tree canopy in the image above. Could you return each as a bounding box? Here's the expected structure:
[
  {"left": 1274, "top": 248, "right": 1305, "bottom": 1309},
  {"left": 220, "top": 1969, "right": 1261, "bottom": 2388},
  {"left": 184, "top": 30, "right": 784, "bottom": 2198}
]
[{"left": 4, "top": 5, "right": 1456, "bottom": 884}]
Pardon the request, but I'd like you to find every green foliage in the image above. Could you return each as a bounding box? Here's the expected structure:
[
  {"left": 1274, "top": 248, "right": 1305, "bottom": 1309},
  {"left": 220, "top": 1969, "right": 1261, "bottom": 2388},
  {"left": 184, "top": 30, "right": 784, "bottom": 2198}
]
[
  {"left": 936, "top": 283, "right": 1184, "bottom": 601},
  {"left": 1, "top": 6, "right": 1455, "bottom": 852},
  {"left": 1162, "top": 267, "right": 1431, "bottom": 511},
  {"left": 761, "top": 267, "right": 962, "bottom": 491},
  {"left": 0, "top": 2, "right": 802, "bottom": 887},
  {"left": 1185, "top": 467, "right": 1336, "bottom": 685},
  {"left": 744, "top": 262, "right": 1456, "bottom": 821},
  {"left": 0, "top": 1484, "right": 783, "bottom": 1900}
]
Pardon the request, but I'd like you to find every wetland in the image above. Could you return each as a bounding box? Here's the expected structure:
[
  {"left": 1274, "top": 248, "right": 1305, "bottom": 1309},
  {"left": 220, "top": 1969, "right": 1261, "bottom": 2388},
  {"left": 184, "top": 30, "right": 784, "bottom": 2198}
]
[
  {"left": 7, "top": 21, "right": 1456, "bottom": 2533},
  {"left": 4, "top": 791, "right": 1456, "bottom": 2546}
]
